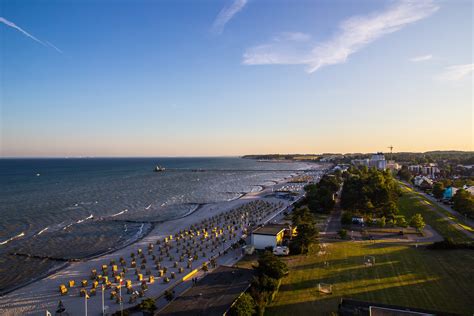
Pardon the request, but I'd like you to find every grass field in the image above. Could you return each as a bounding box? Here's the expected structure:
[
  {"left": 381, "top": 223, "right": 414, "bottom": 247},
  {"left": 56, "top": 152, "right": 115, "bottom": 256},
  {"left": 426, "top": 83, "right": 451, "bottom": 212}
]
[
  {"left": 265, "top": 241, "right": 474, "bottom": 315},
  {"left": 398, "top": 185, "right": 472, "bottom": 243}
]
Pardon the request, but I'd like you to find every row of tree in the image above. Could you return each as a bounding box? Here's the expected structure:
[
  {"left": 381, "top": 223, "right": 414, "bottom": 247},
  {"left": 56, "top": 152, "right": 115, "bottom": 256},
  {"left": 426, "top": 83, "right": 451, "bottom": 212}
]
[{"left": 341, "top": 167, "right": 400, "bottom": 218}]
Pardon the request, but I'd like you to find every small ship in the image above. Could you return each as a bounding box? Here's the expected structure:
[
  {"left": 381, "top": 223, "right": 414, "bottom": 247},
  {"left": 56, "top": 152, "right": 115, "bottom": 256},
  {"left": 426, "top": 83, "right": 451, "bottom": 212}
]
[{"left": 154, "top": 165, "right": 166, "bottom": 172}]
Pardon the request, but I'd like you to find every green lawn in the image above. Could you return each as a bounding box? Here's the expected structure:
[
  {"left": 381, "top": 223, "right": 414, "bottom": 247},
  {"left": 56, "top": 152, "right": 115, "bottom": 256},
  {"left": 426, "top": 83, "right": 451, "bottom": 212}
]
[
  {"left": 398, "top": 185, "right": 472, "bottom": 243},
  {"left": 266, "top": 241, "right": 474, "bottom": 315}
]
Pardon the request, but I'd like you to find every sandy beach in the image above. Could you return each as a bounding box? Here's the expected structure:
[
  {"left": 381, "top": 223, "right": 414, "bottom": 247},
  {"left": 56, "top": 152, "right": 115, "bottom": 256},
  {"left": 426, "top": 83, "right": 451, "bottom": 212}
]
[{"left": 0, "top": 166, "right": 327, "bottom": 316}]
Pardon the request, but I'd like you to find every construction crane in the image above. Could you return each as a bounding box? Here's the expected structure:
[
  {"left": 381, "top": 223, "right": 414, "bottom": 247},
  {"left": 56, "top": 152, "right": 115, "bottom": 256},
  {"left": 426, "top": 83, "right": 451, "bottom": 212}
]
[{"left": 387, "top": 145, "right": 394, "bottom": 161}]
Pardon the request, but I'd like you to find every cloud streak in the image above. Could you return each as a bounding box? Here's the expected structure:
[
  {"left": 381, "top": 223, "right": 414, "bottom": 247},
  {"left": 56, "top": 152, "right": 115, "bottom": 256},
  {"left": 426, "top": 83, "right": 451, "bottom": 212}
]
[
  {"left": 436, "top": 64, "right": 473, "bottom": 81},
  {"left": 212, "top": 0, "right": 247, "bottom": 34},
  {"left": 0, "top": 16, "right": 61, "bottom": 53},
  {"left": 243, "top": 0, "right": 438, "bottom": 73},
  {"left": 410, "top": 54, "right": 432, "bottom": 62}
]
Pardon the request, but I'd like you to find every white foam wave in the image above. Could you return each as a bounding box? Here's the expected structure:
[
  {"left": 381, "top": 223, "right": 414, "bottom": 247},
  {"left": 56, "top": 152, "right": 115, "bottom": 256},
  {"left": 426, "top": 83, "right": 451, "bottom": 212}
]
[
  {"left": 37, "top": 227, "right": 49, "bottom": 236},
  {"left": 0, "top": 232, "right": 25, "bottom": 245},
  {"left": 111, "top": 209, "right": 128, "bottom": 217},
  {"left": 76, "top": 214, "right": 94, "bottom": 224}
]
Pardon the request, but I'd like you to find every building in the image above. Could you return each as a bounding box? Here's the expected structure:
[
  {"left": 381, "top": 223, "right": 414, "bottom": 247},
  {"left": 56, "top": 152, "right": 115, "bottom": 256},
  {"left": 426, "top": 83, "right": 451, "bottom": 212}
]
[
  {"left": 413, "top": 176, "right": 433, "bottom": 189},
  {"left": 464, "top": 185, "right": 474, "bottom": 195},
  {"left": 386, "top": 160, "right": 401, "bottom": 171},
  {"left": 351, "top": 153, "right": 387, "bottom": 170},
  {"left": 352, "top": 158, "right": 370, "bottom": 167},
  {"left": 408, "top": 163, "right": 440, "bottom": 178},
  {"left": 369, "top": 153, "right": 387, "bottom": 170},
  {"left": 338, "top": 298, "right": 460, "bottom": 316},
  {"left": 157, "top": 266, "right": 254, "bottom": 316},
  {"left": 443, "top": 186, "right": 459, "bottom": 200},
  {"left": 251, "top": 224, "right": 289, "bottom": 250}
]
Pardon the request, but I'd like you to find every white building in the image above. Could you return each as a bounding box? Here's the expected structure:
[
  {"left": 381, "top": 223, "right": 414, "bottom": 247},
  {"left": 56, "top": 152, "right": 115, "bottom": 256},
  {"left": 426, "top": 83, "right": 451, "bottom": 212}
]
[
  {"left": 351, "top": 153, "right": 387, "bottom": 170},
  {"left": 369, "top": 153, "right": 387, "bottom": 170},
  {"left": 251, "top": 224, "right": 287, "bottom": 250},
  {"left": 408, "top": 164, "right": 440, "bottom": 178},
  {"left": 414, "top": 175, "right": 433, "bottom": 188}
]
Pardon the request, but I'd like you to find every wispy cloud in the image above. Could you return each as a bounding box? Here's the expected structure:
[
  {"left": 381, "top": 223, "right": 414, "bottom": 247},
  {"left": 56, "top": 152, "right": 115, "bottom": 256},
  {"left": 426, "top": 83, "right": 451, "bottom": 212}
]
[
  {"left": 436, "top": 64, "right": 474, "bottom": 81},
  {"left": 410, "top": 54, "right": 432, "bottom": 62},
  {"left": 212, "top": 0, "right": 248, "bottom": 34},
  {"left": 243, "top": 0, "right": 438, "bottom": 73},
  {"left": 0, "top": 16, "right": 61, "bottom": 53}
]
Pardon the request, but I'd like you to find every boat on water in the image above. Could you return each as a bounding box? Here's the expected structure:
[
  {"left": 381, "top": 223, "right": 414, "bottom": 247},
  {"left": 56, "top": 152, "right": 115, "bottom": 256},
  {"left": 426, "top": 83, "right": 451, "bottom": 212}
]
[{"left": 154, "top": 165, "right": 165, "bottom": 172}]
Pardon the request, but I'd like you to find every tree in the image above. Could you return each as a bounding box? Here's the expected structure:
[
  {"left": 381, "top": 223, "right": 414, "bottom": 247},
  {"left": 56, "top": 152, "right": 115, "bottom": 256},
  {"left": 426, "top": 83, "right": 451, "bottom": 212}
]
[
  {"left": 338, "top": 229, "right": 348, "bottom": 239},
  {"left": 138, "top": 298, "right": 157, "bottom": 313},
  {"left": 256, "top": 252, "right": 288, "bottom": 279},
  {"left": 398, "top": 166, "right": 413, "bottom": 182},
  {"left": 291, "top": 223, "right": 318, "bottom": 254},
  {"left": 291, "top": 207, "right": 318, "bottom": 254},
  {"left": 453, "top": 189, "right": 474, "bottom": 218},
  {"left": 432, "top": 182, "right": 445, "bottom": 200},
  {"left": 229, "top": 293, "right": 256, "bottom": 316},
  {"left": 164, "top": 290, "right": 174, "bottom": 302},
  {"left": 410, "top": 213, "right": 426, "bottom": 233},
  {"left": 396, "top": 216, "right": 408, "bottom": 228}
]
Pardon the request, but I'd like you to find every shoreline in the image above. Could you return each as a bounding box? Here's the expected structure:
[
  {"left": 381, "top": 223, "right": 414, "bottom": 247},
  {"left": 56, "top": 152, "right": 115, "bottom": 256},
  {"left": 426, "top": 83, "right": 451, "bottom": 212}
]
[
  {"left": 0, "top": 175, "right": 282, "bottom": 297},
  {"left": 0, "top": 164, "right": 327, "bottom": 314}
]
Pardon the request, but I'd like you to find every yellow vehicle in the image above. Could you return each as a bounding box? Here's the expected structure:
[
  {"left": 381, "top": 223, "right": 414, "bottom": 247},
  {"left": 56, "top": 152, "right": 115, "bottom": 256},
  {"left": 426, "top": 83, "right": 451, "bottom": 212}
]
[
  {"left": 81, "top": 280, "right": 88, "bottom": 287},
  {"left": 68, "top": 280, "right": 75, "bottom": 288}
]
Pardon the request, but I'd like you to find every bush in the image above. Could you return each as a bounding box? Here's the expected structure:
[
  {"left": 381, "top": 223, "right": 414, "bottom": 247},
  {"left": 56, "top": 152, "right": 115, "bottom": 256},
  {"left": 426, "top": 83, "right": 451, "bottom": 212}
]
[
  {"left": 229, "top": 293, "right": 256, "bottom": 316},
  {"left": 138, "top": 298, "right": 157, "bottom": 313},
  {"left": 256, "top": 252, "right": 288, "bottom": 279},
  {"left": 341, "top": 212, "right": 352, "bottom": 225},
  {"left": 338, "top": 229, "right": 348, "bottom": 239},
  {"left": 427, "top": 238, "right": 474, "bottom": 250}
]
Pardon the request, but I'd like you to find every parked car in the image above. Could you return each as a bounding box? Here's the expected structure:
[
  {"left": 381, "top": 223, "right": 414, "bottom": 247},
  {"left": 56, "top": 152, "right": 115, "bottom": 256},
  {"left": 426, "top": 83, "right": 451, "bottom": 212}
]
[{"left": 273, "top": 246, "right": 290, "bottom": 256}]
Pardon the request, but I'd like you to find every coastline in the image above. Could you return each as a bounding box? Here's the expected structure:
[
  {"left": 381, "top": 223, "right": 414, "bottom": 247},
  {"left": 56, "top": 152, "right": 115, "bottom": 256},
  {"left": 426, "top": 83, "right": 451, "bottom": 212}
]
[
  {"left": 0, "top": 187, "right": 263, "bottom": 297},
  {"left": 0, "top": 163, "right": 327, "bottom": 315}
]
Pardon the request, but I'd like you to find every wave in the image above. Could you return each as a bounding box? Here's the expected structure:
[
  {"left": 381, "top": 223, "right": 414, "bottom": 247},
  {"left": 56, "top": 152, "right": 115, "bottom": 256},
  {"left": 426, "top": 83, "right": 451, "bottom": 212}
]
[
  {"left": 111, "top": 209, "right": 128, "bottom": 217},
  {"left": 36, "top": 227, "right": 49, "bottom": 236},
  {"left": 76, "top": 214, "right": 94, "bottom": 224},
  {"left": 0, "top": 232, "right": 25, "bottom": 245}
]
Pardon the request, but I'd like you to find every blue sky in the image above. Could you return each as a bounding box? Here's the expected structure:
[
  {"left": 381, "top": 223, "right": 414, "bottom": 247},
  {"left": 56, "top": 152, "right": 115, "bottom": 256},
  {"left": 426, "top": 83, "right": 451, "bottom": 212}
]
[{"left": 1, "top": 0, "right": 472, "bottom": 157}]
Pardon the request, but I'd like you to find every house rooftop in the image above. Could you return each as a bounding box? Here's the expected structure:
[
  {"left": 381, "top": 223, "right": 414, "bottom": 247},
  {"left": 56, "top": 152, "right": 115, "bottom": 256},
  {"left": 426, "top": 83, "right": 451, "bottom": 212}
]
[
  {"left": 157, "top": 266, "right": 254, "bottom": 316},
  {"left": 252, "top": 224, "right": 288, "bottom": 236}
]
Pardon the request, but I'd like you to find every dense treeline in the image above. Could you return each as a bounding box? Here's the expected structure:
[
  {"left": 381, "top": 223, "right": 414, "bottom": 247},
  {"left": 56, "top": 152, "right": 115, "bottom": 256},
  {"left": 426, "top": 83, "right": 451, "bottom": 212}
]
[
  {"left": 303, "top": 173, "right": 342, "bottom": 214},
  {"left": 341, "top": 167, "right": 400, "bottom": 218}
]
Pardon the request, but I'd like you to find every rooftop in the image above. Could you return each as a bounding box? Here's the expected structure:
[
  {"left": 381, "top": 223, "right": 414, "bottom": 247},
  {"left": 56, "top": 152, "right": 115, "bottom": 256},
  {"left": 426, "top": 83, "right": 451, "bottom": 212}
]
[
  {"left": 252, "top": 224, "right": 288, "bottom": 236},
  {"left": 157, "top": 266, "right": 254, "bottom": 316}
]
